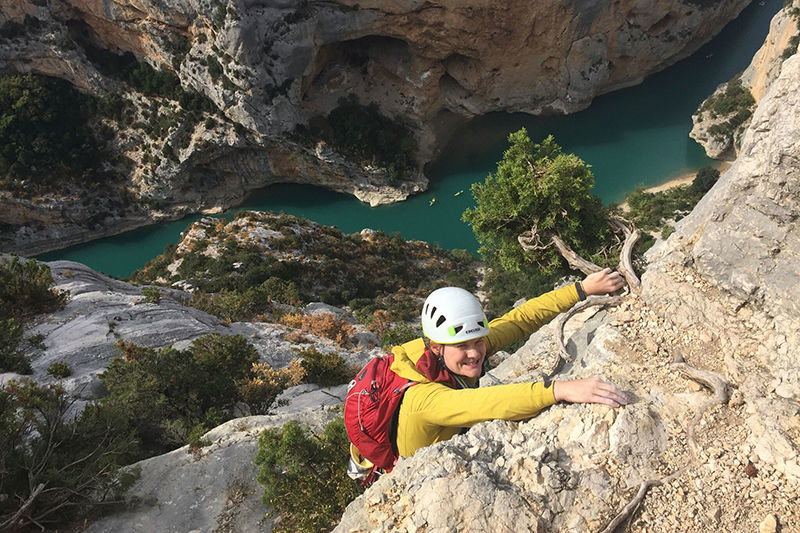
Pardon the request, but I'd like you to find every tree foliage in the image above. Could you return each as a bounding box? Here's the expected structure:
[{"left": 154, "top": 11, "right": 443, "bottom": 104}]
[
  {"left": 0, "top": 74, "right": 102, "bottom": 187},
  {"left": 254, "top": 419, "right": 363, "bottom": 533},
  {"left": 0, "top": 380, "right": 138, "bottom": 531},
  {"left": 0, "top": 257, "right": 68, "bottom": 373},
  {"left": 100, "top": 334, "right": 259, "bottom": 455},
  {"left": 623, "top": 166, "right": 721, "bottom": 232},
  {"left": 462, "top": 129, "right": 610, "bottom": 275},
  {"left": 299, "top": 95, "right": 417, "bottom": 184}
]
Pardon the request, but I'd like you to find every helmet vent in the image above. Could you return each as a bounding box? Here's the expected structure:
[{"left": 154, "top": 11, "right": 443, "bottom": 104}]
[
  {"left": 478, "top": 320, "right": 486, "bottom": 328},
  {"left": 452, "top": 325, "right": 463, "bottom": 335},
  {"left": 435, "top": 315, "right": 446, "bottom": 328},
  {"left": 430, "top": 306, "right": 437, "bottom": 318}
]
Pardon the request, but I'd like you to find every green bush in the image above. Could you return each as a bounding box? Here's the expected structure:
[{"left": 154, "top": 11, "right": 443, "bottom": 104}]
[
  {"left": 782, "top": 33, "right": 800, "bottom": 59},
  {"left": 624, "top": 166, "right": 720, "bottom": 232},
  {"left": 0, "top": 257, "right": 67, "bottom": 374},
  {"left": 47, "top": 361, "right": 72, "bottom": 378},
  {"left": 296, "top": 347, "right": 355, "bottom": 387},
  {"left": 0, "top": 256, "right": 68, "bottom": 321},
  {"left": 0, "top": 318, "right": 30, "bottom": 374},
  {"left": 481, "top": 267, "right": 557, "bottom": 319},
  {"left": 690, "top": 166, "right": 720, "bottom": 194},
  {"left": 302, "top": 95, "right": 417, "bottom": 183},
  {"left": 0, "top": 74, "right": 103, "bottom": 189},
  {"left": 0, "top": 380, "right": 138, "bottom": 530},
  {"left": 254, "top": 418, "right": 363, "bottom": 533},
  {"left": 700, "top": 76, "right": 754, "bottom": 118},
  {"left": 99, "top": 334, "right": 259, "bottom": 455},
  {"left": 381, "top": 323, "right": 419, "bottom": 349},
  {"left": 463, "top": 129, "right": 611, "bottom": 277},
  {"left": 139, "top": 286, "right": 162, "bottom": 304}
]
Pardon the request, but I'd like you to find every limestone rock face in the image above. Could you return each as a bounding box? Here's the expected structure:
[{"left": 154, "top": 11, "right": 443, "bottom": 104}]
[
  {"left": 335, "top": 29, "right": 800, "bottom": 533},
  {"left": 5, "top": 0, "right": 751, "bottom": 140},
  {"left": 83, "top": 409, "right": 343, "bottom": 533},
  {"left": 1, "top": 0, "right": 749, "bottom": 253},
  {"left": 0, "top": 259, "right": 376, "bottom": 400},
  {"left": 691, "top": 2, "right": 798, "bottom": 159}
]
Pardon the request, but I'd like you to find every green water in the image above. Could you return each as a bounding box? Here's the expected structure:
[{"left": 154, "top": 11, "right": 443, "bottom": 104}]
[{"left": 39, "top": 0, "right": 782, "bottom": 278}]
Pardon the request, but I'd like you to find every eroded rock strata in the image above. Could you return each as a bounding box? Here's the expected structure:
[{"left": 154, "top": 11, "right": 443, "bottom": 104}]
[{"left": 1, "top": 0, "right": 749, "bottom": 253}]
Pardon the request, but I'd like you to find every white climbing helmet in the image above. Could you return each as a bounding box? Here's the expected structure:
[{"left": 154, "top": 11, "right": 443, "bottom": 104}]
[{"left": 421, "top": 287, "right": 489, "bottom": 344}]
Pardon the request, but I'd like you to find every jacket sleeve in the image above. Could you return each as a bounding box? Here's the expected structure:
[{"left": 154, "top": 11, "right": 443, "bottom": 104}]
[
  {"left": 485, "top": 283, "right": 580, "bottom": 355},
  {"left": 405, "top": 381, "right": 557, "bottom": 428}
]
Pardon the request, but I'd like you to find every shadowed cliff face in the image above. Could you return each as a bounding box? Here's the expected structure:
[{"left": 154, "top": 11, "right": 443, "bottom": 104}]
[{"left": 20, "top": 0, "right": 749, "bottom": 149}]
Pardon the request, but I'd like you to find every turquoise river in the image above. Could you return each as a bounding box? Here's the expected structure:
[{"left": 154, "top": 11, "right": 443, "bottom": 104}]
[{"left": 39, "top": 0, "right": 783, "bottom": 278}]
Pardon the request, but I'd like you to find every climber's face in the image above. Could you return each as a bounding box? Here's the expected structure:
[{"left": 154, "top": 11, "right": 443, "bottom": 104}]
[{"left": 433, "top": 337, "right": 487, "bottom": 379}]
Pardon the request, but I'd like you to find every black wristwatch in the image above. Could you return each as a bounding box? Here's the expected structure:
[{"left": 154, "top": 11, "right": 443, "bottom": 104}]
[{"left": 575, "top": 281, "right": 587, "bottom": 300}]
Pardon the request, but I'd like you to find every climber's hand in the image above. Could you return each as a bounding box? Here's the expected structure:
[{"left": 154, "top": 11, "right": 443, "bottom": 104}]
[
  {"left": 553, "top": 376, "right": 628, "bottom": 408},
  {"left": 582, "top": 268, "right": 625, "bottom": 296}
]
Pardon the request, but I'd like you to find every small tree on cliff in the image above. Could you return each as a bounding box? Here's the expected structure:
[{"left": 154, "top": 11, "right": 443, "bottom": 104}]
[{"left": 462, "top": 129, "right": 612, "bottom": 276}]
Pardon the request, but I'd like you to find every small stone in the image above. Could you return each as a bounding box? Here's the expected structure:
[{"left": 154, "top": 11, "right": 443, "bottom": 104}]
[{"left": 758, "top": 514, "right": 778, "bottom": 533}]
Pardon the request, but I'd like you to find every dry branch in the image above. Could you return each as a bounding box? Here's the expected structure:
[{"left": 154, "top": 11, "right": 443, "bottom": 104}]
[
  {"left": 671, "top": 355, "right": 730, "bottom": 459},
  {"left": 517, "top": 224, "right": 548, "bottom": 252},
  {"left": 0, "top": 483, "right": 45, "bottom": 532},
  {"left": 550, "top": 235, "right": 603, "bottom": 275},
  {"left": 599, "top": 468, "right": 686, "bottom": 533},
  {"left": 609, "top": 218, "right": 642, "bottom": 293}
]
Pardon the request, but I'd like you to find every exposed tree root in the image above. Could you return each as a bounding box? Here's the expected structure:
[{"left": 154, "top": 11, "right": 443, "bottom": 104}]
[
  {"left": 600, "top": 357, "right": 730, "bottom": 533},
  {"left": 514, "top": 213, "right": 727, "bottom": 532}
]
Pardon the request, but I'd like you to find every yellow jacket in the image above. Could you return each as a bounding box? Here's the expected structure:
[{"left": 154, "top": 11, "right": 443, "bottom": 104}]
[{"left": 390, "top": 284, "right": 580, "bottom": 458}]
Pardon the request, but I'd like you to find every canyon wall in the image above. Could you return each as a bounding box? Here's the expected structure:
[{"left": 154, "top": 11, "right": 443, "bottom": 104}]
[{"left": 0, "top": 0, "right": 750, "bottom": 253}]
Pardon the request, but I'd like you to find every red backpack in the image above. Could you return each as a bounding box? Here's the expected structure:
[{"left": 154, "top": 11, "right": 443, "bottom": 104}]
[{"left": 344, "top": 354, "right": 416, "bottom": 483}]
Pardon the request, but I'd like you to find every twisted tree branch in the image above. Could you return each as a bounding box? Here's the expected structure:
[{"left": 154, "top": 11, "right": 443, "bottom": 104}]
[
  {"left": 609, "top": 218, "right": 642, "bottom": 293},
  {"left": 550, "top": 235, "right": 603, "bottom": 275},
  {"left": 0, "top": 483, "right": 45, "bottom": 532}
]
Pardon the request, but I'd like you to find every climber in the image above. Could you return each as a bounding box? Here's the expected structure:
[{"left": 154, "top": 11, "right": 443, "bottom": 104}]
[{"left": 347, "top": 268, "right": 628, "bottom": 477}]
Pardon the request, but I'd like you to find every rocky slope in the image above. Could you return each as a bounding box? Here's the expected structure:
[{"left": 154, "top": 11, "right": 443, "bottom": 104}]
[
  {"left": 336, "top": 18, "right": 800, "bottom": 533},
  {"left": 1, "top": 0, "right": 750, "bottom": 254},
  {"left": 0, "top": 258, "right": 379, "bottom": 404},
  {"left": 691, "top": 1, "right": 798, "bottom": 159}
]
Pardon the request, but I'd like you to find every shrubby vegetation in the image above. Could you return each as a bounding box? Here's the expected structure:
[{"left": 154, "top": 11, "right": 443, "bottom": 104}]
[
  {"left": 296, "top": 96, "right": 418, "bottom": 184},
  {"left": 463, "top": 131, "right": 721, "bottom": 313},
  {"left": 0, "top": 256, "right": 68, "bottom": 373},
  {"left": 462, "top": 129, "right": 615, "bottom": 312},
  {"left": 0, "top": 74, "right": 108, "bottom": 194},
  {"left": 99, "top": 334, "right": 354, "bottom": 456},
  {"left": 463, "top": 130, "right": 612, "bottom": 276},
  {"left": 295, "top": 347, "right": 356, "bottom": 387},
  {"left": 254, "top": 418, "right": 363, "bottom": 533},
  {"left": 102, "top": 334, "right": 261, "bottom": 455},
  {"left": 0, "top": 379, "right": 138, "bottom": 531},
  {"left": 46, "top": 361, "right": 72, "bottom": 379},
  {"left": 698, "top": 76, "right": 755, "bottom": 142},
  {"left": 623, "top": 166, "right": 720, "bottom": 233},
  {"left": 133, "top": 212, "right": 480, "bottom": 326}
]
